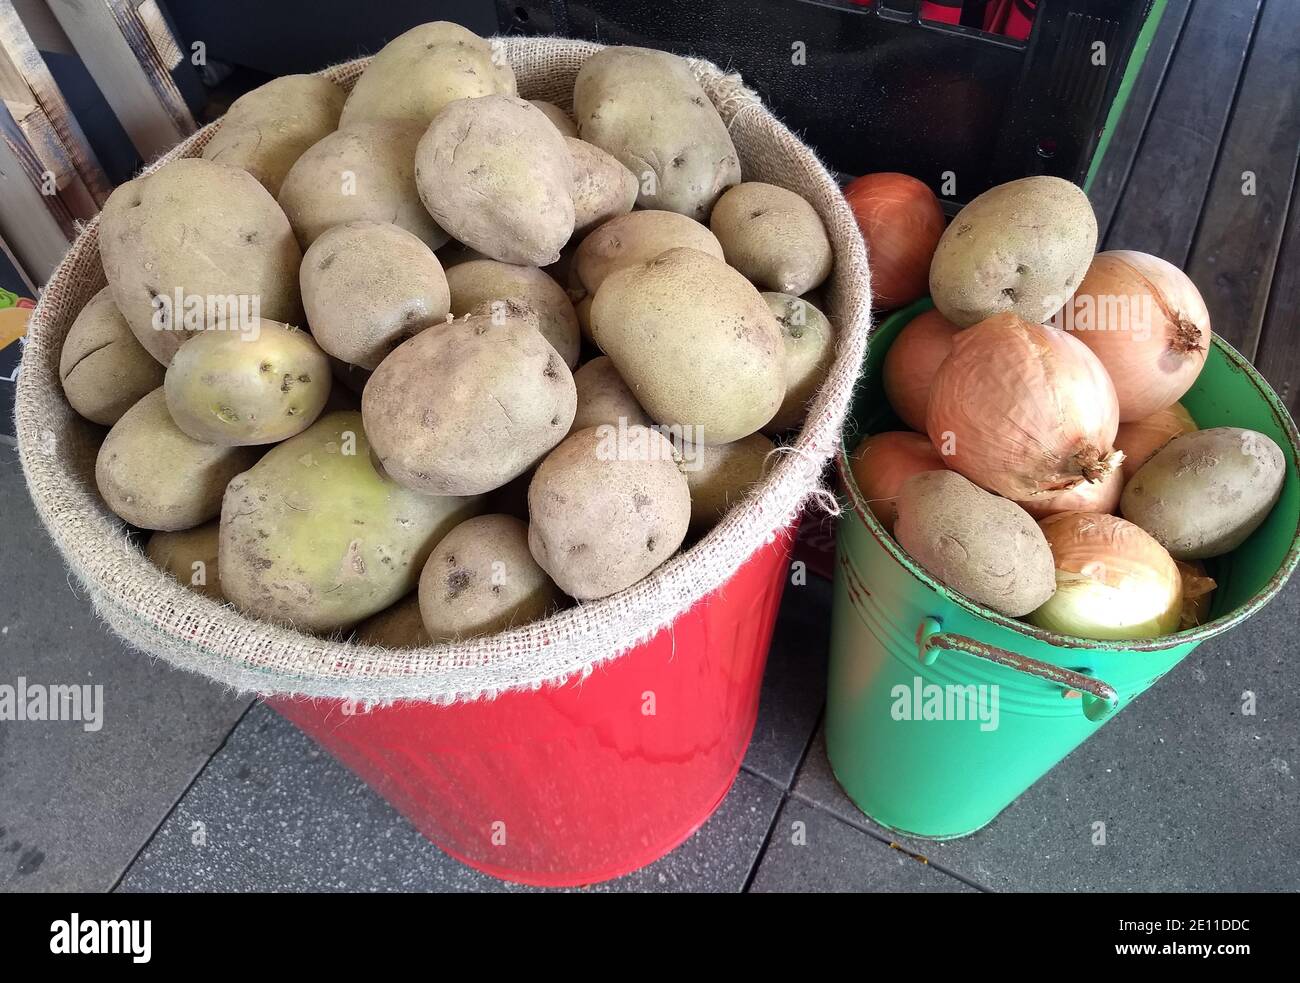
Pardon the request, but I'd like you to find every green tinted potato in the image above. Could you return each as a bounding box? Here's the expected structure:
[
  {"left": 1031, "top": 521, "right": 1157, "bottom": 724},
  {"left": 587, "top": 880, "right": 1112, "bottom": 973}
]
[
  {"left": 219, "top": 411, "right": 482, "bottom": 631},
  {"left": 164, "top": 319, "right": 331, "bottom": 445}
]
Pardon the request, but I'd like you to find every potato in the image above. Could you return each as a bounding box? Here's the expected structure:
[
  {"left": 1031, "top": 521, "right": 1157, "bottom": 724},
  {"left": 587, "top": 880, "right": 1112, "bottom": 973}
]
[
  {"left": 362, "top": 310, "right": 576, "bottom": 496},
  {"left": 761, "top": 293, "right": 835, "bottom": 433},
  {"left": 339, "top": 22, "right": 515, "bottom": 130},
  {"left": 164, "top": 318, "right": 331, "bottom": 445},
  {"left": 710, "top": 183, "right": 832, "bottom": 295},
  {"left": 531, "top": 100, "right": 577, "bottom": 137},
  {"left": 300, "top": 220, "right": 451, "bottom": 369},
  {"left": 219, "top": 411, "right": 482, "bottom": 632},
  {"left": 929, "top": 175, "right": 1097, "bottom": 327},
  {"left": 894, "top": 470, "right": 1056, "bottom": 617},
  {"left": 278, "top": 120, "right": 447, "bottom": 249},
  {"left": 418, "top": 514, "right": 563, "bottom": 640},
  {"left": 591, "top": 247, "right": 785, "bottom": 444},
  {"left": 570, "top": 356, "right": 650, "bottom": 434},
  {"left": 573, "top": 46, "right": 740, "bottom": 220},
  {"left": 683, "top": 433, "right": 774, "bottom": 533},
  {"left": 96, "top": 389, "right": 259, "bottom": 531},
  {"left": 566, "top": 137, "right": 638, "bottom": 236},
  {"left": 59, "top": 286, "right": 165, "bottom": 425},
  {"left": 1120, "top": 427, "right": 1286, "bottom": 559},
  {"left": 415, "top": 95, "right": 574, "bottom": 266},
  {"left": 574, "top": 209, "right": 724, "bottom": 294},
  {"left": 201, "top": 74, "right": 345, "bottom": 196},
  {"left": 145, "top": 522, "right": 223, "bottom": 601},
  {"left": 99, "top": 158, "right": 303, "bottom": 366},
  {"left": 354, "top": 595, "right": 431, "bottom": 648},
  {"left": 445, "top": 259, "right": 579, "bottom": 367},
  {"left": 528, "top": 425, "right": 691, "bottom": 599}
]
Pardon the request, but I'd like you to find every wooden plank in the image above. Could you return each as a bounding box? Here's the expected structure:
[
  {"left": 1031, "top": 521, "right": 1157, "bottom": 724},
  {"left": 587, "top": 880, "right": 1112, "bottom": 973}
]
[
  {"left": 46, "top": 0, "right": 194, "bottom": 161},
  {"left": 0, "top": 0, "right": 112, "bottom": 210},
  {"left": 1183, "top": 0, "right": 1300, "bottom": 360},
  {"left": 0, "top": 105, "right": 71, "bottom": 283},
  {"left": 1088, "top": 0, "right": 1193, "bottom": 240},
  {"left": 11, "top": 0, "right": 73, "bottom": 54},
  {"left": 1102, "top": 0, "right": 1263, "bottom": 263},
  {"left": 1253, "top": 177, "right": 1300, "bottom": 415}
]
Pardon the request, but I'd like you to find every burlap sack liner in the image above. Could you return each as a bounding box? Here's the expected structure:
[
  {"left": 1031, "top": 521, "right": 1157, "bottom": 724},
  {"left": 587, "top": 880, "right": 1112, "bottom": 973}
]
[{"left": 16, "top": 37, "right": 872, "bottom": 703}]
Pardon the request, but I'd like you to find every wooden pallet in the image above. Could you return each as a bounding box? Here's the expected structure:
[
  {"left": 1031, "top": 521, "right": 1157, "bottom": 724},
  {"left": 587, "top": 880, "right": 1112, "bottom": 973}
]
[{"left": 1090, "top": 0, "right": 1300, "bottom": 415}]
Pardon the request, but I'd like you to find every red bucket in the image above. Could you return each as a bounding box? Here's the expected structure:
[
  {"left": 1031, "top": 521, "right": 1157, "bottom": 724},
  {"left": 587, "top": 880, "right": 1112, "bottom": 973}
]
[{"left": 269, "top": 523, "right": 797, "bottom": 887}]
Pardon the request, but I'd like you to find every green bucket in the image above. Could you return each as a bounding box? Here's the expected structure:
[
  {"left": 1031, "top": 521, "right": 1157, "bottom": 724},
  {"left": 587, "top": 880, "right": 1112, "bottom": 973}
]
[{"left": 826, "top": 298, "right": 1300, "bottom": 839}]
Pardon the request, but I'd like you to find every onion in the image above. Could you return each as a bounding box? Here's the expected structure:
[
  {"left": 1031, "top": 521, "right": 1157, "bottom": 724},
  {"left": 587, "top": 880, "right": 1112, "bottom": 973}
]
[
  {"left": 1013, "top": 465, "right": 1123, "bottom": 519},
  {"left": 883, "top": 308, "right": 962, "bottom": 432},
  {"left": 1115, "top": 402, "right": 1197, "bottom": 480},
  {"left": 844, "top": 172, "right": 946, "bottom": 309},
  {"left": 1029, "top": 512, "right": 1182, "bottom": 640},
  {"left": 1058, "top": 250, "right": 1211, "bottom": 421},
  {"left": 849, "top": 431, "right": 947, "bottom": 533},
  {"left": 926, "top": 313, "right": 1123, "bottom": 500},
  {"left": 1175, "top": 559, "right": 1217, "bottom": 630}
]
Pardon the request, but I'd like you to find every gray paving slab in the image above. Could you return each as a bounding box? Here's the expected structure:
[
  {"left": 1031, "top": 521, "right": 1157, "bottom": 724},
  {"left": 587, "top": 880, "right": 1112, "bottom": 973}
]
[
  {"left": 118, "top": 701, "right": 785, "bottom": 892},
  {"left": 0, "top": 448, "right": 253, "bottom": 892},
  {"left": 792, "top": 574, "right": 1300, "bottom": 892},
  {"left": 742, "top": 573, "right": 830, "bottom": 788},
  {"left": 750, "top": 797, "right": 976, "bottom": 892}
]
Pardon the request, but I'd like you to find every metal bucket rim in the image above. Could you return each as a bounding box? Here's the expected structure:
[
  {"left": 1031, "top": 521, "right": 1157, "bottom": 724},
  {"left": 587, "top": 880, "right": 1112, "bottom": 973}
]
[{"left": 838, "top": 305, "right": 1300, "bottom": 654}]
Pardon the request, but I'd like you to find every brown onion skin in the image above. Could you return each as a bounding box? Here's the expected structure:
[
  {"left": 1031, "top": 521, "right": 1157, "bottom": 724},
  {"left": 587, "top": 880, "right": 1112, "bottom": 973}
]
[
  {"left": 883, "top": 308, "right": 962, "bottom": 432},
  {"left": 926, "top": 313, "right": 1122, "bottom": 500},
  {"left": 1175, "top": 558, "right": 1216, "bottom": 629},
  {"left": 1115, "top": 402, "right": 1198, "bottom": 480},
  {"left": 1013, "top": 464, "right": 1123, "bottom": 519},
  {"left": 849, "top": 431, "right": 947, "bottom": 533},
  {"left": 1058, "top": 250, "right": 1211, "bottom": 421},
  {"left": 844, "top": 172, "right": 946, "bottom": 309}
]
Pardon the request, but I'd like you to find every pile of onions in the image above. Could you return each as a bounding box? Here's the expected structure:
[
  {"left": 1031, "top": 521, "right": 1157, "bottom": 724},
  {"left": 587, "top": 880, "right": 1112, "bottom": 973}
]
[
  {"left": 883, "top": 308, "right": 962, "bottom": 432},
  {"left": 1059, "top": 250, "right": 1211, "bottom": 421},
  {"left": 926, "top": 313, "right": 1123, "bottom": 501},
  {"left": 1029, "top": 512, "right": 1183, "bottom": 640},
  {"left": 1013, "top": 465, "right": 1123, "bottom": 519},
  {"left": 844, "top": 172, "right": 947, "bottom": 309},
  {"left": 1175, "top": 559, "right": 1217, "bottom": 629},
  {"left": 1115, "top": 402, "right": 1198, "bottom": 480},
  {"left": 849, "top": 431, "right": 947, "bottom": 533}
]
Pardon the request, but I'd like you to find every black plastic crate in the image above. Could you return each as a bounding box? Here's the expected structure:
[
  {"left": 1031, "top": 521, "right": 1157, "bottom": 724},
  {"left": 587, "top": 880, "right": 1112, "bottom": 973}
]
[{"left": 499, "top": 0, "right": 1163, "bottom": 206}]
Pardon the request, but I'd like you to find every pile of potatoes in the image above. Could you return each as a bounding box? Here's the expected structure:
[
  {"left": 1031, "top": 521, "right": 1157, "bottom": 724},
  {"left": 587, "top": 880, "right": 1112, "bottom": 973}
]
[
  {"left": 64, "top": 23, "right": 837, "bottom": 645},
  {"left": 849, "top": 174, "right": 1287, "bottom": 637}
]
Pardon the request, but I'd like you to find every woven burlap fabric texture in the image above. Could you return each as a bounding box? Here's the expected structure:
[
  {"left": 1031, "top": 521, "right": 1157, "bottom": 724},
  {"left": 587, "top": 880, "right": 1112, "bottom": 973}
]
[{"left": 15, "top": 36, "right": 873, "bottom": 703}]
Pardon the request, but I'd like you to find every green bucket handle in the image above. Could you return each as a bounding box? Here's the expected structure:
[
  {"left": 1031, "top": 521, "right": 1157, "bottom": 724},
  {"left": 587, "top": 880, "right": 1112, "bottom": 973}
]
[{"left": 916, "top": 617, "right": 1120, "bottom": 723}]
